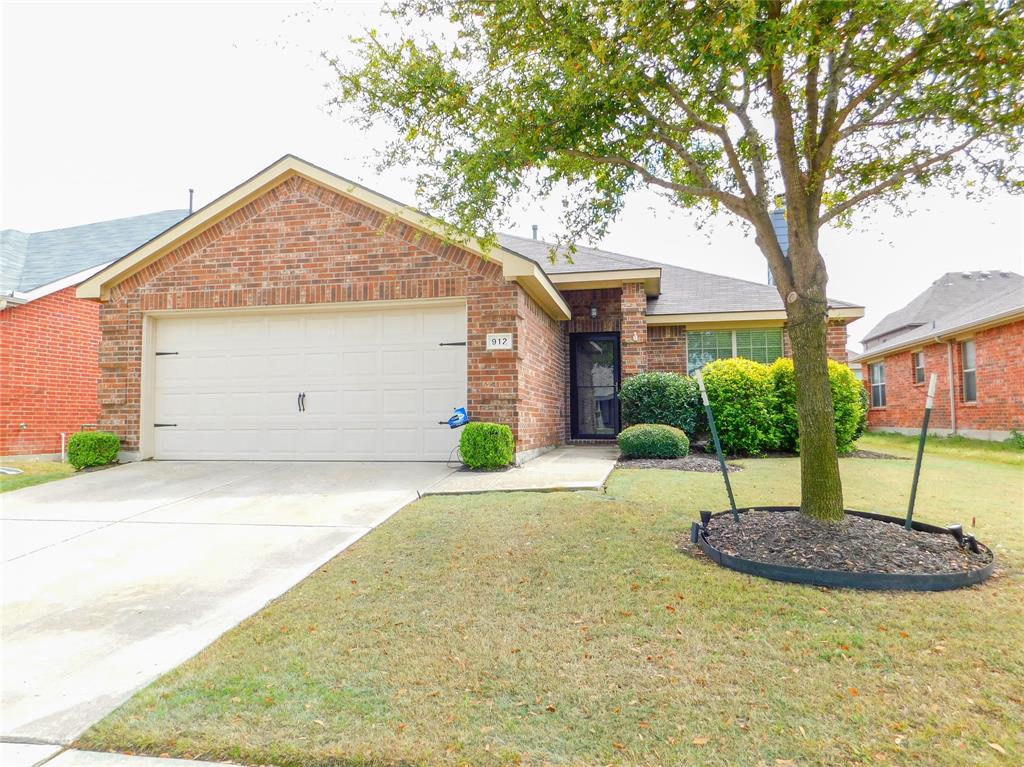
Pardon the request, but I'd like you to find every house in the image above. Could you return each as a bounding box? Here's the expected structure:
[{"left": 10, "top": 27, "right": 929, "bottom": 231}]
[
  {"left": 76, "top": 155, "right": 863, "bottom": 463},
  {"left": 1, "top": 210, "right": 187, "bottom": 459},
  {"left": 851, "top": 271, "right": 1024, "bottom": 441}
]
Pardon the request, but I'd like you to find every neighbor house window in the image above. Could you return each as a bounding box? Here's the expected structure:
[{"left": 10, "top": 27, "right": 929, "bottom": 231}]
[
  {"left": 913, "top": 351, "right": 925, "bottom": 384},
  {"left": 961, "top": 340, "right": 977, "bottom": 402},
  {"left": 870, "top": 362, "right": 887, "bottom": 407},
  {"left": 687, "top": 328, "right": 784, "bottom": 374}
]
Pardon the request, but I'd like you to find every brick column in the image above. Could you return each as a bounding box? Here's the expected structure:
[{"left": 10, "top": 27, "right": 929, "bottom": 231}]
[{"left": 620, "top": 282, "right": 647, "bottom": 377}]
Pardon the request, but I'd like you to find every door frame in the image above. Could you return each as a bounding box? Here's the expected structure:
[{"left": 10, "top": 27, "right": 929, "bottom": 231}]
[{"left": 569, "top": 331, "right": 621, "bottom": 440}]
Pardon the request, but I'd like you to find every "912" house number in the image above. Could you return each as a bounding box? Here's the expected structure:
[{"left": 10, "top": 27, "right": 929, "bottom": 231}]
[{"left": 486, "top": 333, "right": 513, "bottom": 350}]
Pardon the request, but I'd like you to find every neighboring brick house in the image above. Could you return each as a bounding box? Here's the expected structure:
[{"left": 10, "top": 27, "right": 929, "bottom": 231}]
[
  {"left": 852, "top": 271, "right": 1024, "bottom": 441},
  {"left": 1, "top": 211, "right": 186, "bottom": 459},
  {"left": 77, "top": 155, "right": 863, "bottom": 463}
]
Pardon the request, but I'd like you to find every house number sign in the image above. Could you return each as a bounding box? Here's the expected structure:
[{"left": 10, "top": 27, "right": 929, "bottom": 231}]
[{"left": 486, "top": 333, "right": 513, "bottom": 351}]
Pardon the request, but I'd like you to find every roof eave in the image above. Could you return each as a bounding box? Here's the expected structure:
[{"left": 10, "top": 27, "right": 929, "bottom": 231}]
[
  {"left": 547, "top": 268, "right": 661, "bottom": 296},
  {"left": 851, "top": 307, "right": 1024, "bottom": 363},
  {"left": 647, "top": 305, "right": 864, "bottom": 327}
]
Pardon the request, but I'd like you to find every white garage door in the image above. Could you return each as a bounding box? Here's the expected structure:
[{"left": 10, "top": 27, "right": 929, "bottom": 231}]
[{"left": 152, "top": 303, "right": 467, "bottom": 460}]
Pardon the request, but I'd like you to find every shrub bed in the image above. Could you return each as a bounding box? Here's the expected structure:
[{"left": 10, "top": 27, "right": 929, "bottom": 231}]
[
  {"left": 460, "top": 422, "right": 515, "bottom": 470},
  {"left": 700, "top": 358, "right": 778, "bottom": 455},
  {"left": 619, "top": 372, "right": 705, "bottom": 435},
  {"left": 68, "top": 431, "right": 120, "bottom": 470},
  {"left": 617, "top": 424, "right": 690, "bottom": 459}
]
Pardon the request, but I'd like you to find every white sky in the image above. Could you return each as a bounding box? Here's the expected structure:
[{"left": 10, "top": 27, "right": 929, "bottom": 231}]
[{"left": 2, "top": 1, "right": 1022, "bottom": 346}]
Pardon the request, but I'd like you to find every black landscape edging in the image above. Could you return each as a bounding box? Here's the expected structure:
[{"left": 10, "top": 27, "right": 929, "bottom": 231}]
[{"left": 692, "top": 506, "right": 994, "bottom": 592}]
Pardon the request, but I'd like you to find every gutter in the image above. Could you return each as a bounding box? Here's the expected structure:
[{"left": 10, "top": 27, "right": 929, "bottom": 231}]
[
  {"left": 0, "top": 295, "right": 27, "bottom": 310},
  {"left": 944, "top": 339, "right": 957, "bottom": 435}
]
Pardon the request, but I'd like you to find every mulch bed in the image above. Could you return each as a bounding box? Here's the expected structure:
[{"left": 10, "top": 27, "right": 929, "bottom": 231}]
[
  {"left": 617, "top": 454, "right": 744, "bottom": 472},
  {"left": 846, "top": 449, "right": 904, "bottom": 460},
  {"left": 704, "top": 509, "right": 988, "bottom": 575}
]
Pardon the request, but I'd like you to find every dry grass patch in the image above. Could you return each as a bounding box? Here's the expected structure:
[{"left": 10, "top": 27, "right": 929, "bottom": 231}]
[{"left": 79, "top": 449, "right": 1023, "bottom": 766}]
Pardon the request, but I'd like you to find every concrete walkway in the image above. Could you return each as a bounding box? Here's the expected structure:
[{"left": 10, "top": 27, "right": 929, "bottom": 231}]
[
  {"left": 0, "top": 747, "right": 246, "bottom": 767},
  {"left": 424, "top": 445, "right": 619, "bottom": 494},
  {"left": 1, "top": 460, "right": 453, "bottom": 746}
]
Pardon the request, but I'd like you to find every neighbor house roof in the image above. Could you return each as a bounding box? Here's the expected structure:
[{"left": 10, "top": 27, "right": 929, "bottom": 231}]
[
  {"left": 851, "top": 271, "right": 1024, "bottom": 362},
  {"left": 1, "top": 210, "right": 188, "bottom": 301},
  {"left": 498, "top": 233, "right": 862, "bottom": 323}
]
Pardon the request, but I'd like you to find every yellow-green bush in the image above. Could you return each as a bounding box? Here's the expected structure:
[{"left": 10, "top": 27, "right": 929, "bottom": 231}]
[
  {"left": 459, "top": 422, "right": 515, "bottom": 469},
  {"left": 769, "top": 358, "right": 867, "bottom": 454},
  {"left": 617, "top": 423, "right": 690, "bottom": 458},
  {"left": 67, "top": 431, "right": 120, "bottom": 470},
  {"left": 700, "top": 358, "right": 778, "bottom": 455}
]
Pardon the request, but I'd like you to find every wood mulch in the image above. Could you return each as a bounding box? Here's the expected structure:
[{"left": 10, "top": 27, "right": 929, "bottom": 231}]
[
  {"left": 704, "top": 509, "right": 989, "bottom": 575},
  {"left": 617, "top": 454, "right": 744, "bottom": 472}
]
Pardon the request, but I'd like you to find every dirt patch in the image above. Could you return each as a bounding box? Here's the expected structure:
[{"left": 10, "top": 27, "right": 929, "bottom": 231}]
[
  {"left": 617, "top": 454, "right": 744, "bottom": 472},
  {"left": 704, "top": 509, "right": 988, "bottom": 575}
]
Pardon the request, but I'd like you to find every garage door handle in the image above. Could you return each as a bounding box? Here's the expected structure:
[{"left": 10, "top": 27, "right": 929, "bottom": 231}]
[
  {"left": 297, "top": 393, "right": 303, "bottom": 412},
  {"left": 301, "top": 392, "right": 306, "bottom": 412}
]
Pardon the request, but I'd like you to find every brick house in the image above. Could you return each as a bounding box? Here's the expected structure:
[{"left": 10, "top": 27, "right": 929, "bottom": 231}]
[
  {"left": 77, "top": 156, "right": 863, "bottom": 463},
  {"left": 852, "top": 271, "right": 1024, "bottom": 441},
  {"left": 1, "top": 211, "right": 186, "bottom": 459}
]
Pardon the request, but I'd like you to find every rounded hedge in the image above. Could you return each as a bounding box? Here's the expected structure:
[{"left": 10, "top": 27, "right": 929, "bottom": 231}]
[
  {"left": 700, "top": 358, "right": 778, "bottom": 456},
  {"left": 459, "top": 422, "right": 515, "bottom": 470},
  {"left": 769, "top": 358, "right": 867, "bottom": 454},
  {"left": 67, "top": 431, "right": 120, "bottom": 470},
  {"left": 617, "top": 423, "right": 690, "bottom": 459},
  {"left": 619, "top": 371, "right": 705, "bottom": 435}
]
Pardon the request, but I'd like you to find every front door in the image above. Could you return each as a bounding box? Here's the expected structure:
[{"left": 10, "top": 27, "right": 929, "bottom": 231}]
[{"left": 570, "top": 332, "right": 620, "bottom": 439}]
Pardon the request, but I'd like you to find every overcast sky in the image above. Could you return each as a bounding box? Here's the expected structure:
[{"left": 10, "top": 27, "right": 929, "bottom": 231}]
[{"left": 2, "top": 1, "right": 1021, "bottom": 346}]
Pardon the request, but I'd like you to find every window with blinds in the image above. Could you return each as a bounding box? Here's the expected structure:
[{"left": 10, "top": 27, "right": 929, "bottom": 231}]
[{"left": 687, "top": 328, "right": 784, "bottom": 374}]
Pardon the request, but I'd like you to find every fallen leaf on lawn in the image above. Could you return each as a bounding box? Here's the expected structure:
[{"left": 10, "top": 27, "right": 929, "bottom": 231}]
[
  {"left": 849, "top": 687, "right": 859, "bottom": 696},
  {"left": 612, "top": 742, "right": 625, "bottom": 750},
  {"left": 546, "top": 704, "right": 556, "bottom": 712},
  {"left": 314, "top": 719, "right": 326, "bottom": 727},
  {"left": 396, "top": 723, "right": 407, "bottom": 733},
  {"left": 692, "top": 736, "right": 709, "bottom": 746},
  {"left": 899, "top": 631, "right": 910, "bottom": 638},
  {"left": 799, "top": 725, "right": 806, "bottom": 738},
  {"left": 988, "top": 743, "right": 1006, "bottom": 755}
]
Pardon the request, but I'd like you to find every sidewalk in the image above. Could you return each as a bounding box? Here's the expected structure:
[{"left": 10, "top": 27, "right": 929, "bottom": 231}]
[{"left": 422, "top": 445, "right": 619, "bottom": 494}]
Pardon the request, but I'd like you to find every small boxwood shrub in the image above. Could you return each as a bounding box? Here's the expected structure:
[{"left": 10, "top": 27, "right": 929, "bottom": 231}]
[
  {"left": 619, "top": 371, "right": 705, "bottom": 435},
  {"left": 700, "top": 358, "right": 778, "bottom": 455},
  {"left": 68, "top": 431, "right": 120, "bottom": 470},
  {"left": 617, "top": 424, "right": 690, "bottom": 459},
  {"left": 769, "top": 358, "right": 868, "bottom": 454},
  {"left": 459, "top": 422, "right": 515, "bottom": 470}
]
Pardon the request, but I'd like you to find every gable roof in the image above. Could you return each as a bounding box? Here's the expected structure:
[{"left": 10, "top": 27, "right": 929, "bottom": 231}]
[
  {"left": 853, "top": 271, "right": 1024, "bottom": 361},
  {"left": 76, "top": 155, "right": 571, "bottom": 321},
  {"left": 1, "top": 210, "right": 188, "bottom": 299},
  {"left": 497, "top": 233, "right": 863, "bottom": 321}
]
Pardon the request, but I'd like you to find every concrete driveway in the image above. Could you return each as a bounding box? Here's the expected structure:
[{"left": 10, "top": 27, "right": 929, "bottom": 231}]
[{"left": 0, "top": 460, "right": 452, "bottom": 745}]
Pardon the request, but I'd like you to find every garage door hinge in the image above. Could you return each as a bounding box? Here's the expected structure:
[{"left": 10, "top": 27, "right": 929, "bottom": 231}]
[
  {"left": 155, "top": 351, "right": 179, "bottom": 356},
  {"left": 438, "top": 341, "right": 467, "bottom": 347},
  {"left": 153, "top": 423, "right": 178, "bottom": 428}
]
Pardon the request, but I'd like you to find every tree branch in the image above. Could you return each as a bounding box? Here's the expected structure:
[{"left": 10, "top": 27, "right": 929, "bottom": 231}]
[{"left": 821, "top": 138, "right": 976, "bottom": 223}]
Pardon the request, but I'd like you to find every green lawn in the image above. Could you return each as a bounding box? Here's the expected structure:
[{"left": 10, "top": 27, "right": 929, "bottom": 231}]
[
  {"left": 0, "top": 461, "right": 75, "bottom": 493},
  {"left": 859, "top": 431, "right": 1024, "bottom": 467},
  {"left": 80, "top": 446, "right": 1023, "bottom": 767}
]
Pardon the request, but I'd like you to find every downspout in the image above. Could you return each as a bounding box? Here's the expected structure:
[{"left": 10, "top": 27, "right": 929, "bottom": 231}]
[{"left": 943, "top": 340, "right": 957, "bottom": 435}]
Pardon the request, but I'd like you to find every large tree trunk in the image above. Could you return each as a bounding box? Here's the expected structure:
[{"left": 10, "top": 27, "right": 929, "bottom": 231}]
[{"left": 787, "top": 294, "right": 844, "bottom": 522}]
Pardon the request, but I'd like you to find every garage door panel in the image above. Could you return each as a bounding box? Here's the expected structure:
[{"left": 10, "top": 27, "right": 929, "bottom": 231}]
[{"left": 153, "top": 303, "right": 466, "bottom": 461}]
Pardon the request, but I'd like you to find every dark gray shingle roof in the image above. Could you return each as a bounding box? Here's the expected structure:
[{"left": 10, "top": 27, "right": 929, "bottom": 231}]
[
  {"left": 1, "top": 210, "right": 188, "bottom": 295},
  {"left": 854, "top": 271, "right": 1024, "bottom": 359},
  {"left": 497, "top": 233, "right": 859, "bottom": 315}
]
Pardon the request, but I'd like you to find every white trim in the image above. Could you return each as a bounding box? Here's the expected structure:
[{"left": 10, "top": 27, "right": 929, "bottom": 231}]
[
  {"left": 548, "top": 268, "right": 661, "bottom": 296},
  {"left": 648, "top": 305, "right": 864, "bottom": 326},
  {"left": 3, "top": 262, "right": 112, "bottom": 307}
]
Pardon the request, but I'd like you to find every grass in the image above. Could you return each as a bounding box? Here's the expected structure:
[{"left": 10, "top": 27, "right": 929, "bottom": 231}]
[
  {"left": 80, "top": 449, "right": 1023, "bottom": 767},
  {"left": 0, "top": 460, "right": 75, "bottom": 492},
  {"left": 860, "top": 431, "right": 1024, "bottom": 467}
]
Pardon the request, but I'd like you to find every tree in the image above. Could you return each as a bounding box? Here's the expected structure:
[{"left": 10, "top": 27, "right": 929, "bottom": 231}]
[{"left": 329, "top": 0, "right": 1024, "bottom": 521}]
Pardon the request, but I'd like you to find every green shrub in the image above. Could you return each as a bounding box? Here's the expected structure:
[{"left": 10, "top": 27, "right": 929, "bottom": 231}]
[
  {"left": 617, "top": 423, "right": 690, "bottom": 458},
  {"left": 768, "top": 358, "right": 868, "bottom": 454},
  {"left": 67, "top": 431, "right": 120, "bottom": 470},
  {"left": 700, "top": 358, "right": 777, "bottom": 455},
  {"left": 459, "top": 422, "right": 515, "bottom": 470},
  {"left": 853, "top": 384, "right": 870, "bottom": 442},
  {"left": 1010, "top": 430, "right": 1024, "bottom": 450},
  {"left": 619, "top": 371, "right": 705, "bottom": 435}
]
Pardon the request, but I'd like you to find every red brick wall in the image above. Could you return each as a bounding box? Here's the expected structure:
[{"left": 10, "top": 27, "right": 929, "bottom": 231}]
[
  {"left": 782, "top": 320, "right": 850, "bottom": 363},
  {"left": 515, "top": 288, "right": 566, "bottom": 453},
  {"left": 99, "top": 175, "right": 527, "bottom": 454},
  {"left": 620, "top": 282, "right": 648, "bottom": 376},
  {"left": 863, "top": 318, "right": 1024, "bottom": 436},
  {"left": 646, "top": 325, "right": 687, "bottom": 373},
  {"left": 1, "top": 287, "right": 101, "bottom": 457}
]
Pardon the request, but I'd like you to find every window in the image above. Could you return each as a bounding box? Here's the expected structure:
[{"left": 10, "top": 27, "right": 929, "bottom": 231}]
[
  {"left": 687, "top": 330, "right": 733, "bottom": 374},
  {"left": 687, "top": 328, "right": 784, "bottom": 374},
  {"left": 913, "top": 351, "right": 925, "bottom": 384},
  {"left": 870, "top": 362, "right": 887, "bottom": 407},
  {"left": 961, "top": 340, "right": 977, "bottom": 402}
]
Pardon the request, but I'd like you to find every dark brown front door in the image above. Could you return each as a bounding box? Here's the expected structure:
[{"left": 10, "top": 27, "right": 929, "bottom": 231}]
[{"left": 570, "top": 333, "right": 620, "bottom": 439}]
